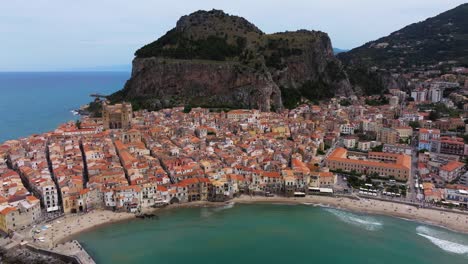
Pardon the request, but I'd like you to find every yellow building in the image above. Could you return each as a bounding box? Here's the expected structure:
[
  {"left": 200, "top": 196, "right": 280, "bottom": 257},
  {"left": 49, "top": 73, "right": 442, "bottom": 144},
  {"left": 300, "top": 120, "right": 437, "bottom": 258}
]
[
  {"left": 226, "top": 109, "right": 259, "bottom": 121},
  {"left": 0, "top": 196, "right": 41, "bottom": 233},
  {"left": 377, "top": 128, "right": 399, "bottom": 145},
  {"left": 395, "top": 127, "right": 413, "bottom": 139},
  {"left": 0, "top": 207, "right": 17, "bottom": 233},
  {"left": 318, "top": 172, "right": 337, "bottom": 187},
  {"left": 271, "top": 126, "right": 290, "bottom": 138}
]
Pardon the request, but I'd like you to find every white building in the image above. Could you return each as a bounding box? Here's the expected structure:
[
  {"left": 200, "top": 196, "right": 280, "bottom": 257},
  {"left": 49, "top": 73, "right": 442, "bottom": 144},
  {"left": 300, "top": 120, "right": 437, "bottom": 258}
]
[
  {"left": 357, "top": 141, "right": 371, "bottom": 151},
  {"left": 41, "top": 182, "right": 60, "bottom": 212},
  {"left": 430, "top": 87, "right": 442, "bottom": 103},
  {"left": 340, "top": 124, "right": 356, "bottom": 135},
  {"left": 389, "top": 96, "right": 399, "bottom": 106},
  {"left": 383, "top": 144, "right": 412, "bottom": 155},
  {"left": 104, "top": 190, "right": 116, "bottom": 207},
  {"left": 140, "top": 183, "right": 159, "bottom": 208},
  {"left": 342, "top": 137, "right": 356, "bottom": 149},
  {"left": 28, "top": 178, "right": 60, "bottom": 212},
  {"left": 411, "top": 89, "right": 427, "bottom": 102}
]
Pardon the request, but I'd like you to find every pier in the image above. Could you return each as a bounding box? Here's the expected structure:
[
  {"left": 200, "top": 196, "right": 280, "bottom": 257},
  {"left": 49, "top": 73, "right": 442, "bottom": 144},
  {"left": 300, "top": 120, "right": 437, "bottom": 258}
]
[
  {"left": 0, "top": 235, "right": 95, "bottom": 264},
  {"left": 52, "top": 240, "right": 96, "bottom": 264},
  {"left": 90, "top": 93, "right": 108, "bottom": 99}
]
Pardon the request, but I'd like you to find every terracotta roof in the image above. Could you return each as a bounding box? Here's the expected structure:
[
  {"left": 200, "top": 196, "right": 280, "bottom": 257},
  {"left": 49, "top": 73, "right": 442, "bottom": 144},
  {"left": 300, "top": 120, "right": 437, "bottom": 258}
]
[
  {"left": 440, "top": 161, "right": 464, "bottom": 172},
  {"left": 327, "top": 148, "right": 411, "bottom": 170},
  {"left": 419, "top": 128, "right": 440, "bottom": 134},
  {"left": 261, "top": 171, "right": 280, "bottom": 178},
  {"left": 0, "top": 207, "right": 17, "bottom": 215},
  {"left": 26, "top": 195, "right": 39, "bottom": 203}
]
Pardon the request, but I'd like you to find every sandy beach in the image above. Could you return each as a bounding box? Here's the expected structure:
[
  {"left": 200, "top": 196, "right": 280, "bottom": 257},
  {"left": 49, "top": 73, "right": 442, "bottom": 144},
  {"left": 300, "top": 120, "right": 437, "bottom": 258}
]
[
  {"left": 27, "top": 202, "right": 224, "bottom": 248},
  {"left": 24, "top": 195, "right": 468, "bottom": 249},
  {"left": 232, "top": 195, "right": 468, "bottom": 234},
  {"left": 28, "top": 210, "right": 135, "bottom": 248}
]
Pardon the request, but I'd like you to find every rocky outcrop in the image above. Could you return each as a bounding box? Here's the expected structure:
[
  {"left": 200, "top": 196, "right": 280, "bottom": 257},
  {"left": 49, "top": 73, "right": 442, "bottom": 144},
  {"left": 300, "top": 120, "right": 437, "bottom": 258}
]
[
  {"left": 268, "top": 31, "right": 352, "bottom": 97},
  {"left": 121, "top": 58, "right": 282, "bottom": 111},
  {"left": 111, "top": 9, "right": 352, "bottom": 111},
  {"left": 0, "top": 247, "right": 69, "bottom": 264}
]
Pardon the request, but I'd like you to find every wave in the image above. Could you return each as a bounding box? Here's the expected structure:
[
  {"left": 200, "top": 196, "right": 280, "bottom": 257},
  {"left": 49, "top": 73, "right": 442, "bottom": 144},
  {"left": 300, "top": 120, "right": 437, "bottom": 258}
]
[
  {"left": 324, "top": 208, "right": 383, "bottom": 231},
  {"left": 201, "top": 202, "right": 236, "bottom": 217},
  {"left": 416, "top": 226, "right": 468, "bottom": 255},
  {"left": 302, "top": 202, "right": 331, "bottom": 208},
  {"left": 213, "top": 202, "right": 235, "bottom": 212}
]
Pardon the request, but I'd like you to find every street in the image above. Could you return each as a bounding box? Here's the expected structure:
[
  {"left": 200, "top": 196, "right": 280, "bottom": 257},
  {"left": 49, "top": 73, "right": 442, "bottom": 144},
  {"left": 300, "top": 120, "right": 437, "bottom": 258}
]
[{"left": 407, "top": 134, "right": 423, "bottom": 203}]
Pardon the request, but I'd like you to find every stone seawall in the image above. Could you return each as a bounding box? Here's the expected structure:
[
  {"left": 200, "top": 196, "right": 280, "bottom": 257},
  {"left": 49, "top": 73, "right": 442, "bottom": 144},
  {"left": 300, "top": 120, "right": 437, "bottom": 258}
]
[{"left": 27, "top": 240, "right": 95, "bottom": 264}]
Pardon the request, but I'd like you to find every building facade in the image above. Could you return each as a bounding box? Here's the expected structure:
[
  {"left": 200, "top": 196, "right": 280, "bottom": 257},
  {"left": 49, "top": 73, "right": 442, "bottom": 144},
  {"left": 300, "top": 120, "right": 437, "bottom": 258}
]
[
  {"left": 326, "top": 148, "right": 411, "bottom": 181},
  {"left": 102, "top": 102, "right": 133, "bottom": 130}
]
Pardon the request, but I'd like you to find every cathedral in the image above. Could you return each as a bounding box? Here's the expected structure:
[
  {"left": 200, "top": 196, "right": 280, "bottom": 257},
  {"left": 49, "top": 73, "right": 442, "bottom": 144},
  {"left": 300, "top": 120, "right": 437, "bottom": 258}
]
[{"left": 102, "top": 102, "right": 132, "bottom": 129}]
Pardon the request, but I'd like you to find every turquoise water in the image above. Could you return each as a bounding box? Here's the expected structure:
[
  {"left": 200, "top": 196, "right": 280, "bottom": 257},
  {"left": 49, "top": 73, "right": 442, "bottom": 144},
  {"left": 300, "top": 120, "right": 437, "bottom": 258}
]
[
  {"left": 0, "top": 72, "right": 129, "bottom": 142},
  {"left": 77, "top": 204, "right": 468, "bottom": 264}
]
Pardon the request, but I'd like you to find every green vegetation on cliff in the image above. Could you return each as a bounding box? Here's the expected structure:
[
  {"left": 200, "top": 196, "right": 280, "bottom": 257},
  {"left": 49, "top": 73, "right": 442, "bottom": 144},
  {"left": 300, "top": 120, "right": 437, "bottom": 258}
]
[
  {"left": 136, "top": 29, "right": 247, "bottom": 61},
  {"left": 280, "top": 86, "right": 302, "bottom": 109},
  {"left": 279, "top": 78, "right": 336, "bottom": 109},
  {"left": 262, "top": 37, "right": 303, "bottom": 69},
  {"left": 365, "top": 96, "right": 389, "bottom": 106}
]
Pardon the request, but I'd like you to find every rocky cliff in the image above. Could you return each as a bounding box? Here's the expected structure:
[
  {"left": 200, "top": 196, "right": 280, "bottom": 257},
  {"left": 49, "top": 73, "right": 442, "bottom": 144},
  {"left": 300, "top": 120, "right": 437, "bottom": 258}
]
[
  {"left": 110, "top": 9, "right": 351, "bottom": 111},
  {"left": 119, "top": 58, "right": 281, "bottom": 111}
]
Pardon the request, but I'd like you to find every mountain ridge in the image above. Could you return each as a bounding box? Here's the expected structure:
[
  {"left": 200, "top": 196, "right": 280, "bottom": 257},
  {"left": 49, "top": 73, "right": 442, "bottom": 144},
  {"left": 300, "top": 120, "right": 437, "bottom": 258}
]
[
  {"left": 338, "top": 3, "right": 468, "bottom": 94},
  {"left": 339, "top": 3, "right": 468, "bottom": 69}
]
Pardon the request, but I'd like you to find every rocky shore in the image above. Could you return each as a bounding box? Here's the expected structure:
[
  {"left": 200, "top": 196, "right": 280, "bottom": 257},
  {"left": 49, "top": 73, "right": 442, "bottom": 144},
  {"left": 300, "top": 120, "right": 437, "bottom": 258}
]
[{"left": 0, "top": 247, "right": 68, "bottom": 264}]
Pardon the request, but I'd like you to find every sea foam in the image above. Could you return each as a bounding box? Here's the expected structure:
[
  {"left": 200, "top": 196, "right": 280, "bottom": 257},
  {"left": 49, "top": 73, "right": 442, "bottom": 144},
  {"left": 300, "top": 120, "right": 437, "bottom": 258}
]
[
  {"left": 416, "top": 226, "right": 468, "bottom": 255},
  {"left": 202, "top": 202, "right": 236, "bottom": 217},
  {"left": 324, "top": 208, "right": 383, "bottom": 231},
  {"left": 213, "top": 202, "right": 235, "bottom": 212}
]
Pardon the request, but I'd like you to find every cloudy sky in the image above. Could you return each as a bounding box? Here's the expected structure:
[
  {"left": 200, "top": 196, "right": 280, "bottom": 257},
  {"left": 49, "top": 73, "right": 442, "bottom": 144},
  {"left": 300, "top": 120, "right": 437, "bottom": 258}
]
[{"left": 1, "top": 0, "right": 466, "bottom": 71}]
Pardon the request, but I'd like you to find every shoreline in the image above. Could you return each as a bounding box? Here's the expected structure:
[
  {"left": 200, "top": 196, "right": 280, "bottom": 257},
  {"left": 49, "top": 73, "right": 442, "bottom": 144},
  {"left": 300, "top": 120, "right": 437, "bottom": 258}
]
[
  {"left": 28, "top": 195, "right": 468, "bottom": 249},
  {"left": 55, "top": 213, "right": 135, "bottom": 246},
  {"left": 30, "top": 201, "right": 230, "bottom": 248},
  {"left": 231, "top": 195, "right": 468, "bottom": 234},
  {"left": 28, "top": 210, "right": 135, "bottom": 249}
]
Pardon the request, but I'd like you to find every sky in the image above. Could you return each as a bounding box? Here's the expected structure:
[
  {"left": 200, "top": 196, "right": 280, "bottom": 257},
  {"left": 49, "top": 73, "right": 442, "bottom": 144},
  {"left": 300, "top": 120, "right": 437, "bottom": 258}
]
[{"left": 1, "top": 0, "right": 467, "bottom": 71}]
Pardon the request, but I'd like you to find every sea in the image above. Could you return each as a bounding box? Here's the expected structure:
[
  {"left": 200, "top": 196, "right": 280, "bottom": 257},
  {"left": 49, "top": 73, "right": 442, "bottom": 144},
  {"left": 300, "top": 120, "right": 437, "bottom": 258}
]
[
  {"left": 0, "top": 72, "right": 129, "bottom": 143},
  {"left": 76, "top": 204, "right": 468, "bottom": 264},
  {"left": 2, "top": 72, "right": 468, "bottom": 263}
]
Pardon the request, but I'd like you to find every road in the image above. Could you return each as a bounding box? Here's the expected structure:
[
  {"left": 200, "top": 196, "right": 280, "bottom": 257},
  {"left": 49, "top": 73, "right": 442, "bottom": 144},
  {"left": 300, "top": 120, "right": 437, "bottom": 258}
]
[
  {"left": 320, "top": 139, "right": 341, "bottom": 167},
  {"left": 407, "top": 134, "right": 423, "bottom": 202}
]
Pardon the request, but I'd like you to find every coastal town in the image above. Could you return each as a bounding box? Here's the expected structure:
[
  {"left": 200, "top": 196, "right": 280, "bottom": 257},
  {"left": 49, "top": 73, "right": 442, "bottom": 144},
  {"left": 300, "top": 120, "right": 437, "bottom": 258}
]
[{"left": 1, "top": 66, "right": 468, "bottom": 261}]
